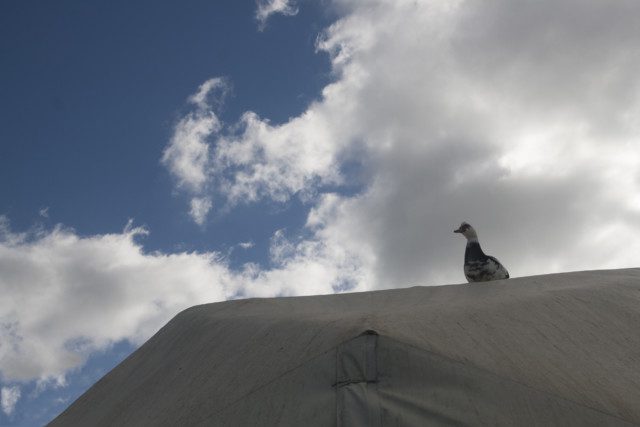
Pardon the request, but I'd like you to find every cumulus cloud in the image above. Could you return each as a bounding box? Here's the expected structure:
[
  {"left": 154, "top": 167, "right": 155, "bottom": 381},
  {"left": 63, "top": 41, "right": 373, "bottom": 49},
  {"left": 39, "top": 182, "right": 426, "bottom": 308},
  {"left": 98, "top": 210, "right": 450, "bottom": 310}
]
[
  {"left": 164, "top": 77, "right": 349, "bottom": 219},
  {"left": 211, "top": 108, "right": 346, "bottom": 204},
  {"left": 0, "top": 220, "right": 222, "bottom": 382},
  {"left": 1, "top": 386, "right": 20, "bottom": 416},
  {"left": 256, "top": 0, "right": 298, "bottom": 30},
  {"left": 305, "top": 0, "right": 640, "bottom": 286},
  {"left": 167, "top": 0, "right": 640, "bottom": 287},
  {"left": 0, "top": 217, "right": 361, "bottom": 384}
]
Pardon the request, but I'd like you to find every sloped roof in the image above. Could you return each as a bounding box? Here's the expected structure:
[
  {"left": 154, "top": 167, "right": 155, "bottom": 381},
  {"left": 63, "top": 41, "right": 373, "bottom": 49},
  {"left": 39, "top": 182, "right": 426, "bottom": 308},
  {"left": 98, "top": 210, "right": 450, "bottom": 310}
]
[{"left": 50, "top": 268, "right": 640, "bottom": 426}]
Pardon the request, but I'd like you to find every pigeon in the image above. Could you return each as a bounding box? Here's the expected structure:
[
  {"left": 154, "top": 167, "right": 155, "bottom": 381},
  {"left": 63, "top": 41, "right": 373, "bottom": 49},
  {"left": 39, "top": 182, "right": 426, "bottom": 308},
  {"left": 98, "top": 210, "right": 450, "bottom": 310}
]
[{"left": 454, "top": 222, "right": 509, "bottom": 283}]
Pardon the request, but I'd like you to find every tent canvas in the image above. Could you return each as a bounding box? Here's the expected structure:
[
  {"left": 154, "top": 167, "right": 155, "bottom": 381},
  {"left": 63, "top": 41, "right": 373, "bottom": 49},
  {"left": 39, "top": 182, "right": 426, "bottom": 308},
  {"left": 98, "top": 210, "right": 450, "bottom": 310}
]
[{"left": 50, "top": 269, "right": 640, "bottom": 426}]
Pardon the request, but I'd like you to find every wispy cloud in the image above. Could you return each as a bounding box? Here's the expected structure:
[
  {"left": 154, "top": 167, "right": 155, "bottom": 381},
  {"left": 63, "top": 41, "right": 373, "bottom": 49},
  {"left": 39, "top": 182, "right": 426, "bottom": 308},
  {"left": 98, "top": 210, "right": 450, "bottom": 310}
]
[
  {"left": 162, "top": 78, "right": 229, "bottom": 224},
  {"left": 255, "top": 0, "right": 299, "bottom": 30},
  {"left": 162, "top": 77, "right": 228, "bottom": 193},
  {"left": 189, "top": 197, "right": 212, "bottom": 226},
  {"left": 1, "top": 386, "right": 21, "bottom": 416}
]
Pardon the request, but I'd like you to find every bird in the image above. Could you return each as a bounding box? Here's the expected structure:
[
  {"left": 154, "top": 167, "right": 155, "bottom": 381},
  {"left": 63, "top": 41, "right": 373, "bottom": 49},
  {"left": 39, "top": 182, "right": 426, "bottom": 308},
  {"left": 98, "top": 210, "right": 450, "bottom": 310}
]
[{"left": 454, "top": 222, "right": 509, "bottom": 282}]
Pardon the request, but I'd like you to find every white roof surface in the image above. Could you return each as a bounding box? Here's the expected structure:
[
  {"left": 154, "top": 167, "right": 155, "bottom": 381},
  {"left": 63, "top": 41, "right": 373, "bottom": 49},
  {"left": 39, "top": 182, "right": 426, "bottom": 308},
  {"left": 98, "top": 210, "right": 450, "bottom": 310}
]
[{"left": 50, "top": 268, "right": 640, "bottom": 426}]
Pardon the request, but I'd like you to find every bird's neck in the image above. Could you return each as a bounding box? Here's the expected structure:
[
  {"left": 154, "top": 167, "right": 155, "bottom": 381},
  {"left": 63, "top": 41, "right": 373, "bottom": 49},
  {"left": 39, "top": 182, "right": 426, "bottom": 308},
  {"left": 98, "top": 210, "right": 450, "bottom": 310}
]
[{"left": 465, "top": 239, "right": 485, "bottom": 262}]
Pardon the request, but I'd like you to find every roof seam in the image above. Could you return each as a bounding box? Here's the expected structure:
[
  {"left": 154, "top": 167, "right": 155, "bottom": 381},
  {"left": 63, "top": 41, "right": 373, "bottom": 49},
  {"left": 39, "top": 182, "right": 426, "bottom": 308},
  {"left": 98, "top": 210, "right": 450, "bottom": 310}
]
[{"left": 197, "top": 331, "right": 371, "bottom": 423}]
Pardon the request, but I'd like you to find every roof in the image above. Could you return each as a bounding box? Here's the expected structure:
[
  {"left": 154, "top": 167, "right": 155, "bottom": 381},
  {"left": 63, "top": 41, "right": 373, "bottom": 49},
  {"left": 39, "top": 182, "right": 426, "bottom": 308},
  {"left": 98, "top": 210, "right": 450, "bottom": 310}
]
[{"left": 50, "top": 268, "right": 640, "bottom": 426}]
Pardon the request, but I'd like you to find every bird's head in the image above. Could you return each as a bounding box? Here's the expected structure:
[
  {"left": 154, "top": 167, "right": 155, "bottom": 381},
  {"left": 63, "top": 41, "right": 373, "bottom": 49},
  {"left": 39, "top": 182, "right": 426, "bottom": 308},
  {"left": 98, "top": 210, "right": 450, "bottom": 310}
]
[{"left": 454, "top": 222, "right": 478, "bottom": 240}]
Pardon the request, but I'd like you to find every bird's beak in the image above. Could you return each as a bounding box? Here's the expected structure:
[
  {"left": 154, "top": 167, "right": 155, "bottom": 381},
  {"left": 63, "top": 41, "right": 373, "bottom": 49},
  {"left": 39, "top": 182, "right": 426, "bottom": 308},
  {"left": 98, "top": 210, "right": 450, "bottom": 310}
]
[{"left": 454, "top": 227, "right": 462, "bottom": 233}]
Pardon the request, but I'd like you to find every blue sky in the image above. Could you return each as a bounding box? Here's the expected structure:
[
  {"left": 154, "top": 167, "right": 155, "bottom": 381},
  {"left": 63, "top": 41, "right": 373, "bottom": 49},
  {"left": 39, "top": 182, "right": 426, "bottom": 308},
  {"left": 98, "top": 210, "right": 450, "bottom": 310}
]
[
  {"left": 1, "top": 0, "right": 330, "bottom": 260},
  {"left": 2, "top": 0, "right": 640, "bottom": 424},
  {"left": 1, "top": 1, "right": 333, "bottom": 424}
]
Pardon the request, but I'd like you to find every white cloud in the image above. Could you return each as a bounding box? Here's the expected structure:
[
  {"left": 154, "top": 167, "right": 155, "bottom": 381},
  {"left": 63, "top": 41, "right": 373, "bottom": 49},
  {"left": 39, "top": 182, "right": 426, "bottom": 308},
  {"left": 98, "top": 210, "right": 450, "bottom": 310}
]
[
  {"left": 211, "top": 109, "right": 346, "bottom": 205},
  {"left": 0, "top": 220, "right": 223, "bottom": 382},
  {"left": 166, "top": 0, "right": 640, "bottom": 287},
  {"left": 256, "top": 0, "right": 298, "bottom": 30},
  {"left": 306, "top": 0, "right": 640, "bottom": 286},
  {"left": 189, "top": 197, "right": 212, "bottom": 226},
  {"left": 1, "top": 386, "right": 21, "bottom": 416},
  {"left": 238, "top": 241, "right": 254, "bottom": 249},
  {"left": 0, "top": 217, "right": 362, "bottom": 384},
  {"left": 162, "top": 78, "right": 229, "bottom": 225},
  {"left": 164, "top": 77, "right": 350, "bottom": 219},
  {"left": 188, "top": 78, "right": 228, "bottom": 111},
  {"left": 161, "top": 78, "right": 227, "bottom": 194}
]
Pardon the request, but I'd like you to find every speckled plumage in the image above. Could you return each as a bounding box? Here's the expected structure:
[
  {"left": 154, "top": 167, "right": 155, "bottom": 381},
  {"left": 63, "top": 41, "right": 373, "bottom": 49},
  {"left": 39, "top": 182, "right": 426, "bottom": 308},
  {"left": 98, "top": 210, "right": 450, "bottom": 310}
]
[{"left": 454, "top": 222, "right": 509, "bottom": 283}]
